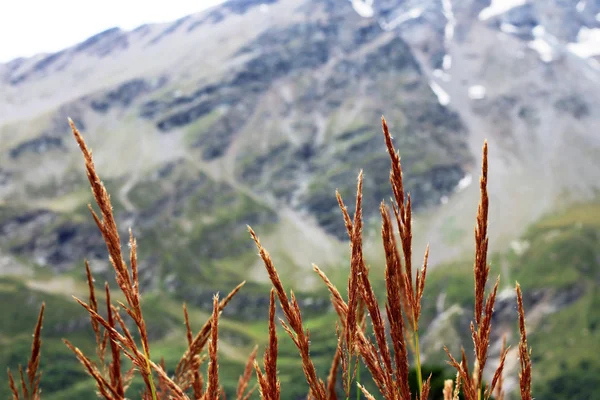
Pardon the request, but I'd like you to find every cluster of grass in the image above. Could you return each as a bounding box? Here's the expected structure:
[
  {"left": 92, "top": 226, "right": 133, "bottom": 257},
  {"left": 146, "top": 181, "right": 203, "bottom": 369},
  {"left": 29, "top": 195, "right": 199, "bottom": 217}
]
[
  {"left": 5, "top": 117, "right": 534, "bottom": 400},
  {"left": 508, "top": 203, "right": 600, "bottom": 398}
]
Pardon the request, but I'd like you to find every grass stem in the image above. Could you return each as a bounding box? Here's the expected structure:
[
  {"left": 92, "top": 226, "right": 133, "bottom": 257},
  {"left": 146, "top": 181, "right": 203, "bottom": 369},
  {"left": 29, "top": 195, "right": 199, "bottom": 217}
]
[
  {"left": 142, "top": 341, "right": 158, "bottom": 400},
  {"left": 356, "top": 361, "right": 361, "bottom": 400},
  {"left": 414, "top": 320, "right": 423, "bottom": 397}
]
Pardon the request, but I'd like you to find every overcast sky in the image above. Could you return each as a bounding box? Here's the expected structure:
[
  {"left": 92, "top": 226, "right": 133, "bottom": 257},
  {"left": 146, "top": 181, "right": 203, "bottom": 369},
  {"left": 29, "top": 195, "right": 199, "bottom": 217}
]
[{"left": 0, "top": 0, "right": 227, "bottom": 63}]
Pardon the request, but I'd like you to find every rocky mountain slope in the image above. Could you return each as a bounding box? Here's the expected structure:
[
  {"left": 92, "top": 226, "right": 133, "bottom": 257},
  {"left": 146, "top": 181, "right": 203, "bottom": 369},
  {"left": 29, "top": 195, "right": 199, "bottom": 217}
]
[{"left": 1, "top": 0, "right": 600, "bottom": 398}]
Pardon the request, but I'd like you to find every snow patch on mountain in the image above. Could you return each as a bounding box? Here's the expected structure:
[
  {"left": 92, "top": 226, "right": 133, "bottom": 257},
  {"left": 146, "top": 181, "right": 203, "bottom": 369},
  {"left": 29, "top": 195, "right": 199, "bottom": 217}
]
[
  {"left": 429, "top": 80, "right": 450, "bottom": 105},
  {"left": 442, "top": 0, "right": 456, "bottom": 42},
  {"left": 568, "top": 27, "right": 600, "bottom": 58},
  {"left": 351, "top": 0, "right": 375, "bottom": 18},
  {"left": 479, "top": 0, "right": 528, "bottom": 21},
  {"left": 528, "top": 26, "right": 556, "bottom": 63},
  {"left": 500, "top": 23, "right": 519, "bottom": 34},
  {"left": 456, "top": 174, "right": 472, "bottom": 192},
  {"left": 379, "top": 7, "right": 423, "bottom": 30},
  {"left": 468, "top": 85, "right": 486, "bottom": 99}
]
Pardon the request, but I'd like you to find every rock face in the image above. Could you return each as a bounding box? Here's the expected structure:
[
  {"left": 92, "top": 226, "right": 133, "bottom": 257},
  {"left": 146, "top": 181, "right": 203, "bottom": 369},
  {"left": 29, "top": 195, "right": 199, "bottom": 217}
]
[{"left": 1, "top": 0, "right": 600, "bottom": 306}]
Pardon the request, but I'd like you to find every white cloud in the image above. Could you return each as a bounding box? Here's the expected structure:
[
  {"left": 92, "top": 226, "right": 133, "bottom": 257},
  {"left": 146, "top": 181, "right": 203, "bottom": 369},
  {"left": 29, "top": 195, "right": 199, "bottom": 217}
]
[{"left": 0, "top": 0, "right": 226, "bottom": 62}]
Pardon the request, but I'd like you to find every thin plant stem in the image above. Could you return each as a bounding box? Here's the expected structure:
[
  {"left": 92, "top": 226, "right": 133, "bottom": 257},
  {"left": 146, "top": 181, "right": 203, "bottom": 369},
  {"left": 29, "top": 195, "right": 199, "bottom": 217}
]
[
  {"left": 346, "top": 353, "right": 353, "bottom": 400},
  {"left": 413, "top": 319, "right": 423, "bottom": 397},
  {"left": 142, "top": 340, "right": 158, "bottom": 400},
  {"left": 356, "top": 361, "right": 361, "bottom": 400}
]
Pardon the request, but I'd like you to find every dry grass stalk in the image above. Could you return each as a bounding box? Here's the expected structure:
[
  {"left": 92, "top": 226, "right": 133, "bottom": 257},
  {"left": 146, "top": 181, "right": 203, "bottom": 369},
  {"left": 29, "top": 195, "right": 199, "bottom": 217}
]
[
  {"left": 156, "top": 359, "right": 170, "bottom": 399},
  {"left": 356, "top": 383, "right": 376, "bottom": 400},
  {"left": 249, "top": 227, "right": 327, "bottom": 400},
  {"left": 326, "top": 338, "right": 342, "bottom": 400},
  {"left": 27, "top": 303, "right": 44, "bottom": 399},
  {"left": 105, "top": 283, "right": 124, "bottom": 398},
  {"left": 69, "top": 119, "right": 158, "bottom": 398},
  {"left": 336, "top": 168, "right": 418, "bottom": 400},
  {"left": 516, "top": 283, "right": 532, "bottom": 400},
  {"left": 64, "top": 340, "right": 120, "bottom": 399},
  {"left": 344, "top": 170, "right": 364, "bottom": 367},
  {"left": 313, "top": 263, "right": 394, "bottom": 398},
  {"left": 7, "top": 303, "right": 45, "bottom": 400},
  {"left": 421, "top": 376, "right": 431, "bottom": 400},
  {"left": 382, "top": 117, "right": 431, "bottom": 396},
  {"left": 19, "top": 367, "right": 29, "bottom": 400},
  {"left": 493, "top": 336, "right": 506, "bottom": 400},
  {"left": 85, "top": 260, "right": 103, "bottom": 363},
  {"left": 444, "top": 141, "right": 508, "bottom": 400},
  {"left": 380, "top": 202, "right": 410, "bottom": 399},
  {"left": 205, "top": 295, "right": 221, "bottom": 400},
  {"left": 183, "top": 303, "right": 204, "bottom": 398},
  {"left": 236, "top": 345, "right": 258, "bottom": 400},
  {"left": 176, "top": 282, "right": 245, "bottom": 387},
  {"left": 254, "top": 289, "right": 280, "bottom": 400},
  {"left": 7, "top": 116, "right": 539, "bottom": 400},
  {"left": 336, "top": 173, "right": 385, "bottom": 398},
  {"left": 443, "top": 379, "right": 453, "bottom": 400},
  {"left": 70, "top": 119, "right": 247, "bottom": 399},
  {"left": 82, "top": 262, "right": 125, "bottom": 398},
  {"left": 73, "top": 279, "right": 190, "bottom": 399},
  {"left": 7, "top": 369, "right": 20, "bottom": 400},
  {"left": 452, "top": 371, "right": 462, "bottom": 400}
]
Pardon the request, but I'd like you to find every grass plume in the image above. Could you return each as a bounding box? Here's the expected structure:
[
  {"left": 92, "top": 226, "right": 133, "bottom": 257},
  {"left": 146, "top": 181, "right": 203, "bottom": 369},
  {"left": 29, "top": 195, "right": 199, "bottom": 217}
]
[{"left": 6, "top": 116, "right": 536, "bottom": 400}]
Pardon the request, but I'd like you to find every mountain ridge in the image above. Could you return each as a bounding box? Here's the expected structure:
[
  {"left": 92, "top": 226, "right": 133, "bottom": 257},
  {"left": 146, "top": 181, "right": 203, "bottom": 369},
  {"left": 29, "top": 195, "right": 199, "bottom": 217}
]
[{"left": 1, "top": 1, "right": 600, "bottom": 397}]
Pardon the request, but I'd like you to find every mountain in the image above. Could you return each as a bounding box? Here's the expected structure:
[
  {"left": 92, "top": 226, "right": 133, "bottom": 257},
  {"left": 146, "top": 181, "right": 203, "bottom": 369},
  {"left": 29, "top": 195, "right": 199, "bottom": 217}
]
[{"left": 1, "top": 0, "right": 600, "bottom": 398}]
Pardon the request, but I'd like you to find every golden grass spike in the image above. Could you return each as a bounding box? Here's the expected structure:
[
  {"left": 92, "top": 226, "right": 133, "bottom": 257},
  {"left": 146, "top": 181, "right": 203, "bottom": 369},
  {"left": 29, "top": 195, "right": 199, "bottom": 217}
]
[
  {"left": 22, "top": 302, "right": 45, "bottom": 399},
  {"left": 472, "top": 277, "right": 500, "bottom": 393},
  {"left": 205, "top": 295, "right": 221, "bottom": 400},
  {"left": 326, "top": 340, "right": 341, "bottom": 400},
  {"left": 421, "top": 374, "right": 432, "bottom": 400},
  {"left": 254, "top": 360, "right": 268, "bottom": 399},
  {"left": 74, "top": 295, "right": 190, "bottom": 399},
  {"left": 64, "top": 339, "right": 119, "bottom": 400},
  {"left": 443, "top": 379, "right": 453, "bottom": 400},
  {"left": 516, "top": 283, "right": 532, "bottom": 400},
  {"left": 485, "top": 342, "right": 509, "bottom": 400},
  {"left": 314, "top": 264, "right": 390, "bottom": 397},
  {"left": 493, "top": 335, "right": 507, "bottom": 400},
  {"left": 237, "top": 345, "right": 258, "bottom": 400},
  {"left": 155, "top": 358, "right": 169, "bottom": 399},
  {"left": 336, "top": 190, "right": 353, "bottom": 240},
  {"left": 444, "top": 347, "right": 477, "bottom": 400},
  {"left": 69, "top": 119, "right": 160, "bottom": 399},
  {"left": 69, "top": 120, "right": 134, "bottom": 304},
  {"left": 7, "top": 368, "right": 20, "bottom": 400},
  {"left": 474, "top": 141, "right": 490, "bottom": 326},
  {"left": 249, "top": 227, "right": 327, "bottom": 400},
  {"left": 105, "top": 284, "right": 124, "bottom": 398},
  {"left": 356, "top": 383, "right": 376, "bottom": 400},
  {"left": 265, "top": 289, "right": 280, "bottom": 399},
  {"left": 345, "top": 171, "right": 363, "bottom": 364},
  {"left": 183, "top": 303, "right": 204, "bottom": 398},
  {"left": 176, "top": 281, "right": 245, "bottom": 384},
  {"left": 85, "top": 260, "right": 102, "bottom": 361},
  {"left": 18, "top": 367, "right": 29, "bottom": 400}
]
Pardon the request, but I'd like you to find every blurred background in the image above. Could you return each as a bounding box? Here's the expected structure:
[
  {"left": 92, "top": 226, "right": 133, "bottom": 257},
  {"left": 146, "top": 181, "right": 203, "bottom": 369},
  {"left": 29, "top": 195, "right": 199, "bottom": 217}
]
[{"left": 1, "top": 0, "right": 599, "bottom": 398}]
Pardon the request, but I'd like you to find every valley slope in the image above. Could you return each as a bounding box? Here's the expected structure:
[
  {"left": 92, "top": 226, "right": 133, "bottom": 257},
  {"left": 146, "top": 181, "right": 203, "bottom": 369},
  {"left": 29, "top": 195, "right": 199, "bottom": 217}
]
[{"left": 1, "top": 0, "right": 600, "bottom": 398}]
